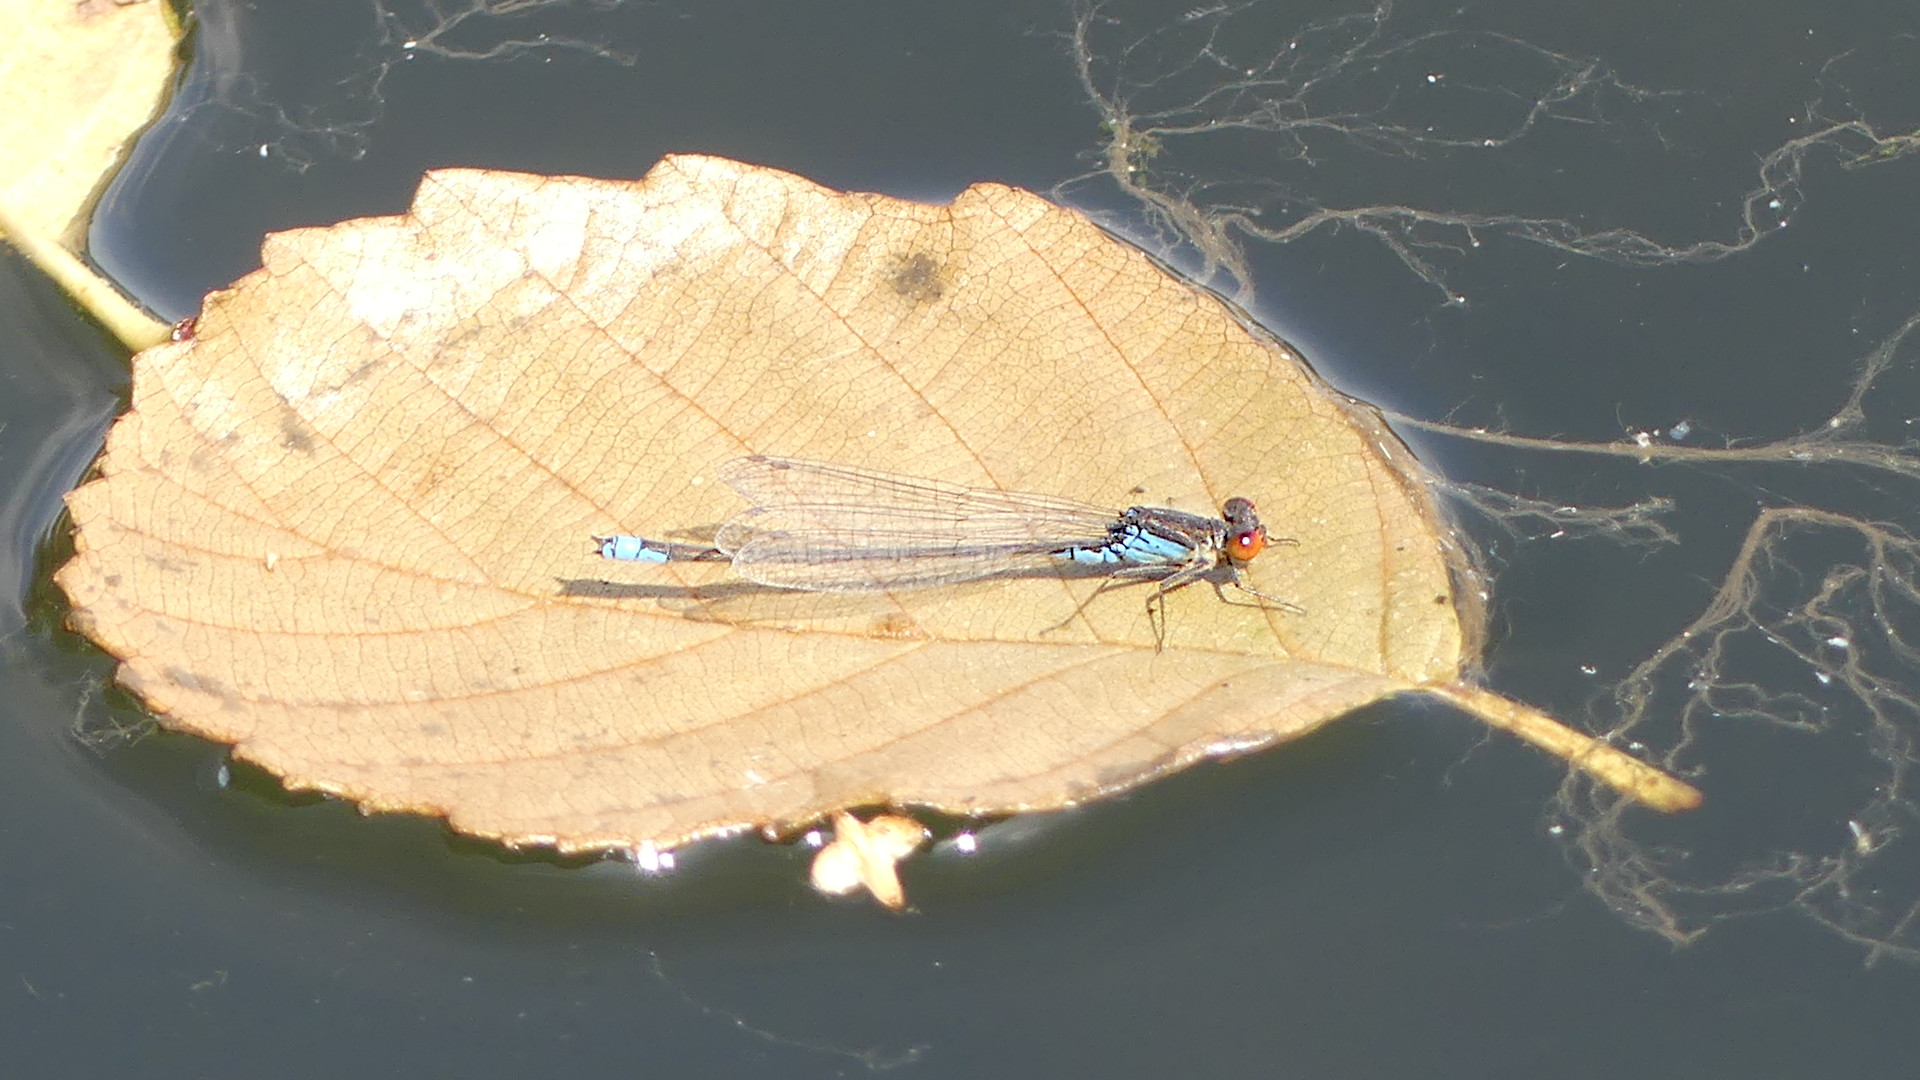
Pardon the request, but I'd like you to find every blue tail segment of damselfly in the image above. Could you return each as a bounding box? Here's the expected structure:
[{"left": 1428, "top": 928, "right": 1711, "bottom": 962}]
[
  {"left": 593, "top": 535, "right": 729, "bottom": 564},
  {"left": 593, "top": 455, "right": 1302, "bottom": 629}
]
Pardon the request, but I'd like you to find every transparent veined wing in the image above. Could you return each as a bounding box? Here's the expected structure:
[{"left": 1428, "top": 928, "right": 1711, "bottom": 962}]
[{"left": 713, "top": 456, "right": 1124, "bottom": 591}]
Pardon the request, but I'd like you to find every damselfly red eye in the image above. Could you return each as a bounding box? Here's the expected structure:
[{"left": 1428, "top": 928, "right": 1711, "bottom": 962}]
[{"left": 1229, "top": 525, "right": 1267, "bottom": 562}]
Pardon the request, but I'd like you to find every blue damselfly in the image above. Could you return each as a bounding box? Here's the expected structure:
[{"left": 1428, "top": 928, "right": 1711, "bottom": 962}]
[{"left": 595, "top": 455, "right": 1300, "bottom": 635}]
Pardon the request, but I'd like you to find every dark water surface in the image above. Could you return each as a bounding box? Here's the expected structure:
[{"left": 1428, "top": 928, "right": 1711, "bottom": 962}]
[{"left": 7, "top": 0, "right": 1920, "bottom": 1075}]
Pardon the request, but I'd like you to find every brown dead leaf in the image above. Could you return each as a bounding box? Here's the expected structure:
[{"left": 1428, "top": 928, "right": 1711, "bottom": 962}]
[{"left": 56, "top": 156, "right": 1698, "bottom": 861}]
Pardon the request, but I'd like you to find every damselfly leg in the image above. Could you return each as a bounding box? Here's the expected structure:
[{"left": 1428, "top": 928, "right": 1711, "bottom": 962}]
[{"left": 1041, "top": 536, "right": 1304, "bottom": 649}]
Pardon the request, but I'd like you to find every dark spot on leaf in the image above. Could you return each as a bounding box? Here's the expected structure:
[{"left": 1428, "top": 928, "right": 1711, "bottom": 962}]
[
  {"left": 340, "top": 357, "right": 382, "bottom": 387},
  {"left": 164, "top": 665, "right": 230, "bottom": 700},
  {"left": 280, "top": 409, "right": 317, "bottom": 454},
  {"left": 143, "top": 552, "right": 195, "bottom": 574},
  {"left": 867, "top": 612, "right": 925, "bottom": 639},
  {"left": 413, "top": 453, "right": 459, "bottom": 496},
  {"left": 887, "top": 252, "right": 946, "bottom": 303}
]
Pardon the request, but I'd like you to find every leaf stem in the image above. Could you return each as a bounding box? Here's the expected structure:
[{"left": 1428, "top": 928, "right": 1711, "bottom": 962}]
[
  {"left": 0, "top": 200, "right": 169, "bottom": 352},
  {"left": 1428, "top": 682, "right": 1704, "bottom": 812}
]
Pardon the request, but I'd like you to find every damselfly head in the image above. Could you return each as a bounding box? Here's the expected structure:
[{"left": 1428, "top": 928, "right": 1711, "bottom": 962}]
[{"left": 1221, "top": 497, "right": 1268, "bottom": 563}]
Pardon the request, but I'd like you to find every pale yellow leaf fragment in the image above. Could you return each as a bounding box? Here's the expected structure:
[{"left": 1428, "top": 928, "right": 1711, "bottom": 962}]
[
  {"left": 0, "top": 0, "right": 178, "bottom": 347},
  {"left": 57, "top": 156, "right": 1700, "bottom": 874},
  {"left": 810, "top": 812, "right": 931, "bottom": 910}
]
